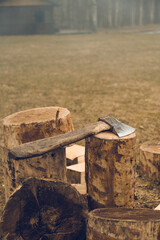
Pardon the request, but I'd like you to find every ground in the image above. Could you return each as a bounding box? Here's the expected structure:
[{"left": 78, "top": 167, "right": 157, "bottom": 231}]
[{"left": 0, "top": 25, "right": 160, "bottom": 215}]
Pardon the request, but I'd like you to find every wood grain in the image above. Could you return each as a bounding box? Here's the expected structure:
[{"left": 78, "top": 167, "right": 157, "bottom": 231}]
[{"left": 9, "top": 121, "right": 110, "bottom": 159}]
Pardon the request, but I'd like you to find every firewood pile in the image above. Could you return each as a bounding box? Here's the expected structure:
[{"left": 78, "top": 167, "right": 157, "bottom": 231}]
[{"left": 0, "top": 107, "right": 160, "bottom": 240}]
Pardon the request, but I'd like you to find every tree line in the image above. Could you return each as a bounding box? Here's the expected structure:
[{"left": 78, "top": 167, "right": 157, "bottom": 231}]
[{"left": 54, "top": 0, "right": 160, "bottom": 30}]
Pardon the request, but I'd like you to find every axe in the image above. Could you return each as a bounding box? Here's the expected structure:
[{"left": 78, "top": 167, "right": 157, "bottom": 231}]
[{"left": 9, "top": 116, "right": 135, "bottom": 159}]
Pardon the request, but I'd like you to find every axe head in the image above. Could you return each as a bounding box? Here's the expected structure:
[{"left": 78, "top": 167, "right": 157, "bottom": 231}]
[{"left": 98, "top": 115, "right": 135, "bottom": 137}]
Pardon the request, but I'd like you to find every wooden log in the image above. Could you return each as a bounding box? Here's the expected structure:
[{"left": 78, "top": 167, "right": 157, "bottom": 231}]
[
  {"left": 87, "top": 208, "right": 160, "bottom": 240},
  {"left": 3, "top": 107, "right": 74, "bottom": 148},
  {"left": 72, "top": 183, "right": 87, "bottom": 195},
  {"left": 67, "top": 162, "right": 85, "bottom": 184},
  {"left": 2, "top": 107, "right": 74, "bottom": 201},
  {"left": 0, "top": 178, "right": 88, "bottom": 240},
  {"left": 9, "top": 121, "right": 110, "bottom": 159},
  {"left": 85, "top": 132, "right": 136, "bottom": 210},
  {"left": 66, "top": 144, "right": 85, "bottom": 166},
  {"left": 139, "top": 141, "right": 160, "bottom": 182},
  {"left": 155, "top": 204, "right": 160, "bottom": 210}
]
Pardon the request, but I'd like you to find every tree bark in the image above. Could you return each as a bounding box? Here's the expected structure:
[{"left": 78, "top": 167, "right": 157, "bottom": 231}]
[
  {"left": 2, "top": 107, "right": 74, "bottom": 201},
  {"left": 85, "top": 131, "right": 136, "bottom": 210},
  {"left": 87, "top": 208, "right": 160, "bottom": 240},
  {"left": 139, "top": 0, "right": 143, "bottom": 26},
  {"left": 0, "top": 178, "right": 88, "bottom": 240},
  {"left": 139, "top": 141, "right": 160, "bottom": 182}
]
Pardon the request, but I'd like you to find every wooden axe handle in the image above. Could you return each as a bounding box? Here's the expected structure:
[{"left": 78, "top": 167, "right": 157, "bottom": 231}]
[{"left": 9, "top": 121, "right": 111, "bottom": 160}]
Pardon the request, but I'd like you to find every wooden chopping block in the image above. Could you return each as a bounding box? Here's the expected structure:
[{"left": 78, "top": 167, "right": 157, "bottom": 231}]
[
  {"left": 87, "top": 208, "right": 160, "bottom": 240},
  {"left": 139, "top": 141, "right": 160, "bottom": 182},
  {"left": 0, "top": 178, "right": 88, "bottom": 240},
  {"left": 2, "top": 107, "right": 74, "bottom": 201}
]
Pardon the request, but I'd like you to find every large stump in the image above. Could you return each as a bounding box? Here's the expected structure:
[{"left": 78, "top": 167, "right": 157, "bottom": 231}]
[
  {"left": 87, "top": 208, "right": 160, "bottom": 240},
  {"left": 2, "top": 107, "right": 74, "bottom": 201},
  {"left": 0, "top": 178, "right": 88, "bottom": 240},
  {"left": 139, "top": 141, "right": 160, "bottom": 182},
  {"left": 85, "top": 131, "right": 136, "bottom": 210}
]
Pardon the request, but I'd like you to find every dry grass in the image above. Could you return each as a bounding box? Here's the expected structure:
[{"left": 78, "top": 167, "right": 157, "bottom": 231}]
[{"left": 0, "top": 28, "right": 160, "bottom": 214}]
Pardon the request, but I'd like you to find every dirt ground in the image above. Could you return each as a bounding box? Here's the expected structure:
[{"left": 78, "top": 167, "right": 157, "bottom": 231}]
[{"left": 0, "top": 25, "right": 160, "bottom": 215}]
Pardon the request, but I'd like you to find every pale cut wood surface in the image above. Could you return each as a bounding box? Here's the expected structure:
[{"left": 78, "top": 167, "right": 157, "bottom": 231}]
[
  {"left": 9, "top": 121, "right": 110, "bottom": 159},
  {"left": 2, "top": 107, "right": 73, "bottom": 201}
]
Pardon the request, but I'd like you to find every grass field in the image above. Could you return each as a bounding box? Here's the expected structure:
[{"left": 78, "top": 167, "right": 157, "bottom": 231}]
[{"left": 0, "top": 27, "right": 160, "bottom": 214}]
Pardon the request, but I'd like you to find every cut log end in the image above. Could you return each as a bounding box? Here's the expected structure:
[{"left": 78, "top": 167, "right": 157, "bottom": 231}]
[
  {"left": 0, "top": 178, "right": 88, "bottom": 240},
  {"left": 2, "top": 107, "right": 74, "bottom": 201},
  {"left": 3, "top": 107, "right": 71, "bottom": 126},
  {"left": 87, "top": 208, "right": 160, "bottom": 240}
]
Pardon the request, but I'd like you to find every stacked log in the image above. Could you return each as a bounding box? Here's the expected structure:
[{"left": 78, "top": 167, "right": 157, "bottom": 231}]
[
  {"left": 0, "top": 178, "right": 88, "bottom": 240},
  {"left": 139, "top": 141, "right": 160, "bottom": 182},
  {"left": 2, "top": 107, "right": 74, "bottom": 201},
  {"left": 87, "top": 208, "right": 160, "bottom": 240},
  {"left": 85, "top": 131, "right": 136, "bottom": 210}
]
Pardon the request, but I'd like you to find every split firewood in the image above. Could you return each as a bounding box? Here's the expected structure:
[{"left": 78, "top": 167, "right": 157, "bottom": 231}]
[
  {"left": 155, "top": 204, "right": 160, "bottom": 210},
  {"left": 66, "top": 144, "right": 85, "bottom": 166},
  {"left": 0, "top": 178, "right": 88, "bottom": 240},
  {"left": 87, "top": 208, "right": 160, "bottom": 240},
  {"left": 140, "top": 141, "right": 160, "bottom": 182},
  {"left": 67, "top": 162, "right": 85, "bottom": 184}
]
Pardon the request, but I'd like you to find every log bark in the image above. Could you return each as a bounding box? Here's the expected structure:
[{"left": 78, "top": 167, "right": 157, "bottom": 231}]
[
  {"left": 0, "top": 178, "right": 88, "bottom": 240},
  {"left": 3, "top": 107, "right": 74, "bottom": 147},
  {"left": 9, "top": 121, "right": 110, "bottom": 159},
  {"left": 85, "top": 132, "right": 136, "bottom": 210},
  {"left": 2, "top": 107, "right": 74, "bottom": 201},
  {"left": 87, "top": 208, "right": 160, "bottom": 240},
  {"left": 139, "top": 141, "right": 160, "bottom": 182}
]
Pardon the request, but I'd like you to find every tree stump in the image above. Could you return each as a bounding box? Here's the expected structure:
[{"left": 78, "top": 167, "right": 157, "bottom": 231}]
[
  {"left": 2, "top": 107, "right": 74, "bottom": 201},
  {"left": 87, "top": 208, "right": 160, "bottom": 240},
  {"left": 85, "top": 131, "right": 136, "bottom": 210},
  {"left": 0, "top": 178, "right": 88, "bottom": 240},
  {"left": 139, "top": 141, "right": 160, "bottom": 182}
]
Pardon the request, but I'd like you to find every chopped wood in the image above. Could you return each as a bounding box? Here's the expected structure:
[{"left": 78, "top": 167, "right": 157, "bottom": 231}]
[
  {"left": 85, "top": 131, "right": 136, "bottom": 210},
  {"left": 140, "top": 141, "right": 160, "bottom": 182},
  {"left": 0, "top": 178, "right": 88, "bottom": 240},
  {"left": 2, "top": 107, "right": 73, "bottom": 201},
  {"left": 66, "top": 144, "right": 85, "bottom": 166},
  {"left": 155, "top": 204, "right": 160, "bottom": 210},
  {"left": 9, "top": 121, "right": 110, "bottom": 159},
  {"left": 67, "top": 162, "right": 85, "bottom": 184},
  {"left": 87, "top": 208, "right": 160, "bottom": 240},
  {"left": 72, "top": 183, "right": 87, "bottom": 195}
]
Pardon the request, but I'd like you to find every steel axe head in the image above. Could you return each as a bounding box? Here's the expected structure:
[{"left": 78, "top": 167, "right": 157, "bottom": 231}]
[{"left": 98, "top": 115, "right": 135, "bottom": 137}]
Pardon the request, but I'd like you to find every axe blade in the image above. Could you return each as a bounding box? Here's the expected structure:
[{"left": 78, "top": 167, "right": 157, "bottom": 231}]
[{"left": 98, "top": 116, "right": 135, "bottom": 137}]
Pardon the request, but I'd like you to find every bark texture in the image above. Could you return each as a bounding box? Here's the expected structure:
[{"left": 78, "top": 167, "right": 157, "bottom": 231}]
[
  {"left": 85, "top": 132, "right": 136, "bottom": 210},
  {"left": 140, "top": 141, "right": 160, "bottom": 182},
  {"left": 2, "top": 107, "right": 74, "bottom": 201},
  {"left": 87, "top": 208, "right": 160, "bottom": 240},
  {"left": 0, "top": 178, "right": 88, "bottom": 240}
]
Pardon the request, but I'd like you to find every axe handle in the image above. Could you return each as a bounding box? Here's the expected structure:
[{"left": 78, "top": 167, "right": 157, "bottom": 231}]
[{"left": 9, "top": 121, "right": 111, "bottom": 160}]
